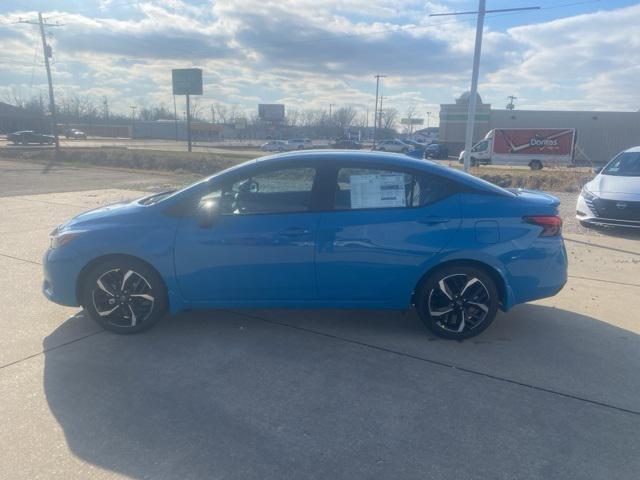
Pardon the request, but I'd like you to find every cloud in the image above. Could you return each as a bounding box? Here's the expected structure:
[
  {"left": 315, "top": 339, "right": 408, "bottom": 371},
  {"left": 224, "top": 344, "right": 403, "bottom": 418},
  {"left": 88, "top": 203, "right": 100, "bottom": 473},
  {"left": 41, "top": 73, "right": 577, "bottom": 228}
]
[{"left": 0, "top": 1, "right": 638, "bottom": 117}]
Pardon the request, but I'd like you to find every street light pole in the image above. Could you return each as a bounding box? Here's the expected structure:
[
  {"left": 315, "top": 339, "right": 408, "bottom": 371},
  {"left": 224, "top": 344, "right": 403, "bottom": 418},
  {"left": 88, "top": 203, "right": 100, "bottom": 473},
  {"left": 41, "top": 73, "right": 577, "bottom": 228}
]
[
  {"left": 372, "top": 74, "right": 386, "bottom": 148},
  {"left": 431, "top": 2, "right": 539, "bottom": 171}
]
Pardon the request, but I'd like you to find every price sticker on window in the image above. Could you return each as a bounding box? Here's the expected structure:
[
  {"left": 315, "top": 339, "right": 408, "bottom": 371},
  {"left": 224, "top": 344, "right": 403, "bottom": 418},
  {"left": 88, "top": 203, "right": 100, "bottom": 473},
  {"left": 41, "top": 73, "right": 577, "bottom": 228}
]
[{"left": 350, "top": 173, "right": 406, "bottom": 209}]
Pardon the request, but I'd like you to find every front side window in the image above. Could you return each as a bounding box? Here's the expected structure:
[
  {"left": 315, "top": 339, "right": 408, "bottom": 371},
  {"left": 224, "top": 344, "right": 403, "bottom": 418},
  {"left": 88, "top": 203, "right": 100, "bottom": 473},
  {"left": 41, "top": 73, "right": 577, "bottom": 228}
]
[
  {"left": 472, "top": 140, "right": 489, "bottom": 152},
  {"left": 200, "top": 167, "right": 316, "bottom": 215},
  {"left": 334, "top": 167, "right": 450, "bottom": 210}
]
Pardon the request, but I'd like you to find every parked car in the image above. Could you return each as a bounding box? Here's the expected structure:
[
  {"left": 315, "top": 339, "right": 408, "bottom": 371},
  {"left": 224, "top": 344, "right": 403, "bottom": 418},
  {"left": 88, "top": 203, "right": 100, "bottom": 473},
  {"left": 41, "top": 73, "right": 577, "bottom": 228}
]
[
  {"left": 424, "top": 142, "right": 449, "bottom": 160},
  {"left": 403, "top": 139, "right": 426, "bottom": 148},
  {"left": 287, "top": 138, "right": 312, "bottom": 150},
  {"left": 374, "top": 139, "right": 413, "bottom": 153},
  {"left": 330, "top": 138, "right": 362, "bottom": 149},
  {"left": 261, "top": 140, "right": 290, "bottom": 152},
  {"left": 64, "top": 128, "right": 87, "bottom": 139},
  {"left": 7, "top": 130, "right": 55, "bottom": 145},
  {"left": 43, "top": 151, "right": 567, "bottom": 340},
  {"left": 576, "top": 146, "right": 640, "bottom": 229}
]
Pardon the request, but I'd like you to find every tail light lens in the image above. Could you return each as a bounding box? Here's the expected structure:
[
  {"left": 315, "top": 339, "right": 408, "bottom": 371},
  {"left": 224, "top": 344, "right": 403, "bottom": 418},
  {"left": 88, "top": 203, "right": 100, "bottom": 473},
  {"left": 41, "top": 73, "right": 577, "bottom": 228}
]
[{"left": 523, "top": 215, "right": 562, "bottom": 237}]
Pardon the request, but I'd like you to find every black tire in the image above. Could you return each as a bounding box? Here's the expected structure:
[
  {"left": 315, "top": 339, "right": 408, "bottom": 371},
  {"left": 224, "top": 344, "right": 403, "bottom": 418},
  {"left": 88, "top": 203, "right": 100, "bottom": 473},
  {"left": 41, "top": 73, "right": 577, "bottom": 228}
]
[
  {"left": 530, "top": 160, "right": 543, "bottom": 170},
  {"left": 416, "top": 265, "right": 499, "bottom": 340},
  {"left": 470, "top": 157, "right": 479, "bottom": 167},
  {"left": 81, "top": 257, "right": 168, "bottom": 334}
]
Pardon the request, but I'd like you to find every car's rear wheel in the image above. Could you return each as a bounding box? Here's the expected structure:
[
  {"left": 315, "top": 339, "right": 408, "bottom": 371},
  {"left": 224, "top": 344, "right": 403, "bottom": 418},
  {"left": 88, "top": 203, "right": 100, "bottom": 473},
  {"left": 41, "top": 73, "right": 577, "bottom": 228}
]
[
  {"left": 81, "top": 257, "right": 167, "bottom": 334},
  {"left": 416, "top": 265, "right": 499, "bottom": 339},
  {"left": 530, "top": 160, "right": 543, "bottom": 170}
]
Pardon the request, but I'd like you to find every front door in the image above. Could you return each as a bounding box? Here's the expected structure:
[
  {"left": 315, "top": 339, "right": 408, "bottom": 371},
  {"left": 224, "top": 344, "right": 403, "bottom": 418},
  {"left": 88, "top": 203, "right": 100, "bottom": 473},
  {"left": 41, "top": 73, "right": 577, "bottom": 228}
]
[{"left": 174, "top": 165, "right": 320, "bottom": 303}]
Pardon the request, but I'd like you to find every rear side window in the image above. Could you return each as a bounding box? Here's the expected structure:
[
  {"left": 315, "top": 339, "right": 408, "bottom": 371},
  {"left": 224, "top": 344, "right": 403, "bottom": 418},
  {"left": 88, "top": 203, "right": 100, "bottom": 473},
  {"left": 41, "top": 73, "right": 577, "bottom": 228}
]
[{"left": 334, "top": 167, "right": 451, "bottom": 210}]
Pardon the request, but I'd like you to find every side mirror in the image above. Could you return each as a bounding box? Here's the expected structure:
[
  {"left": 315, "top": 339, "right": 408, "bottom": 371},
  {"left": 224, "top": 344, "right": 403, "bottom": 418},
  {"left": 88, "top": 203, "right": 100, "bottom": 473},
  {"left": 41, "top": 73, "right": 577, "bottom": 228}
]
[{"left": 593, "top": 166, "right": 602, "bottom": 174}]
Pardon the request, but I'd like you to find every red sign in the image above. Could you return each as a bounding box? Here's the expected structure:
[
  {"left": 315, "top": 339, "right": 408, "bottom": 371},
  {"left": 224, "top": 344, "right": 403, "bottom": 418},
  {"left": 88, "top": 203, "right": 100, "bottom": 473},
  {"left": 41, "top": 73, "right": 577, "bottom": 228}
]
[{"left": 493, "top": 129, "right": 574, "bottom": 156}]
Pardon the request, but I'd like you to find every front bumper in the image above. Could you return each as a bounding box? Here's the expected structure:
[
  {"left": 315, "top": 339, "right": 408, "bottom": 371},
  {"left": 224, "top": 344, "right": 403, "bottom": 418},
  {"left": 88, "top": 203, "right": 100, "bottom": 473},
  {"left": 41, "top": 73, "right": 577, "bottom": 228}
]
[
  {"left": 42, "top": 247, "right": 83, "bottom": 307},
  {"left": 576, "top": 193, "right": 640, "bottom": 228}
]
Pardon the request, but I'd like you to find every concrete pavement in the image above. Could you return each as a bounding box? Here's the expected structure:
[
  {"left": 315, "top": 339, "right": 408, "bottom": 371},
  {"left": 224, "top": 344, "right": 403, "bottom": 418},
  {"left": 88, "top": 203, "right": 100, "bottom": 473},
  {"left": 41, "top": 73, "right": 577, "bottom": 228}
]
[{"left": 0, "top": 159, "right": 638, "bottom": 479}]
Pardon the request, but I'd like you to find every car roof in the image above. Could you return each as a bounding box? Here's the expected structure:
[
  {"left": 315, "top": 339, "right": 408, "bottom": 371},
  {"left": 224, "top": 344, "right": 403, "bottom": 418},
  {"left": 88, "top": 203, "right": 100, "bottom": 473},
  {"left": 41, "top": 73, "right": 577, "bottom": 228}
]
[{"left": 623, "top": 146, "right": 640, "bottom": 153}]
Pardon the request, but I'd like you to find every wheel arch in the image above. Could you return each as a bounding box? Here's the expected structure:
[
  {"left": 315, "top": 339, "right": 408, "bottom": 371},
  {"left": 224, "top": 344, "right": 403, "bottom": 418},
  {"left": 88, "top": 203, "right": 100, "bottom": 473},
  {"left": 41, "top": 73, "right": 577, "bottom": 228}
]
[
  {"left": 75, "top": 253, "right": 167, "bottom": 307},
  {"left": 413, "top": 259, "right": 509, "bottom": 309}
]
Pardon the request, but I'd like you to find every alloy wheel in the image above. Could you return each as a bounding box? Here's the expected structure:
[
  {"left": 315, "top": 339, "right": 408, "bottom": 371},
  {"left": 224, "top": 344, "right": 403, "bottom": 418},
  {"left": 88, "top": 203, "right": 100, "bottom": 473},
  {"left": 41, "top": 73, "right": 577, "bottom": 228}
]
[
  {"left": 91, "top": 268, "right": 155, "bottom": 328},
  {"left": 427, "top": 274, "right": 491, "bottom": 333}
]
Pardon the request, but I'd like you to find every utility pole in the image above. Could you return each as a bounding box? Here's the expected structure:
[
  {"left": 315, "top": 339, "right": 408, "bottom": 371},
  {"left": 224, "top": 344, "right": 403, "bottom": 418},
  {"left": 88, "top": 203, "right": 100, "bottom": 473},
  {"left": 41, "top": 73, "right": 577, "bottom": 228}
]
[
  {"left": 431, "top": 2, "right": 539, "bottom": 171},
  {"left": 103, "top": 96, "right": 109, "bottom": 134},
  {"left": 173, "top": 95, "right": 178, "bottom": 141},
  {"left": 506, "top": 95, "right": 517, "bottom": 110},
  {"left": 211, "top": 104, "right": 216, "bottom": 124},
  {"left": 38, "top": 13, "right": 59, "bottom": 152},
  {"left": 129, "top": 105, "right": 136, "bottom": 139},
  {"left": 186, "top": 94, "right": 192, "bottom": 152},
  {"left": 372, "top": 74, "right": 386, "bottom": 148},
  {"left": 378, "top": 96, "right": 385, "bottom": 132},
  {"left": 328, "top": 103, "right": 334, "bottom": 138},
  {"left": 426, "top": 111, "right": 432, "bottom": 129},
  {"left": 18, "top": 14, "right": 64, "bottom": 153}
]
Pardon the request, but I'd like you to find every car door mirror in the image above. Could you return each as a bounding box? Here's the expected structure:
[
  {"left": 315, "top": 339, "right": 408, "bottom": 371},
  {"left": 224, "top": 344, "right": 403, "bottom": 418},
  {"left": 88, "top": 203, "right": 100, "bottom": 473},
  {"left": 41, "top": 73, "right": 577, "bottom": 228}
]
[{"left": 593, "top": 166, "right": 602, "bottom": 174}]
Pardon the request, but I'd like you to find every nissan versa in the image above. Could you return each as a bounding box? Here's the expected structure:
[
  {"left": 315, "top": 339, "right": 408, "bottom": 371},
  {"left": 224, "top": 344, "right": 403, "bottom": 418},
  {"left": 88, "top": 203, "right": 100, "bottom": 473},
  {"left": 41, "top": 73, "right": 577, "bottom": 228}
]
[{"left": 43, "top": 151, "right": 567, "bottom": 340}]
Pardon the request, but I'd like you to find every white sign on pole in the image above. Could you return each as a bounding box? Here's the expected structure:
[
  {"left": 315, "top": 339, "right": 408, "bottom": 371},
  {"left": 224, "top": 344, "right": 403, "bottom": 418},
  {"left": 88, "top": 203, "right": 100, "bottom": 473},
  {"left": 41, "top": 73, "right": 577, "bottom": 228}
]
[{"left": 350, "top": 173, "right": 406, "bottom": 209}]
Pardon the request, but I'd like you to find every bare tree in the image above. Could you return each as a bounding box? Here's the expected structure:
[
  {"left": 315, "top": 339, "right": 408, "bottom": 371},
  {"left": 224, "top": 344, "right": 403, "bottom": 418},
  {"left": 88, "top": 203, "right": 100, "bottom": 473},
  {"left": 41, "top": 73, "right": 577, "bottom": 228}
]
[
  {"left": 333, "top": 106, "right": 358, "bottom": 131},
  {"left": 381, "top": 108, "right": 398, "bottom": 130},
  {"left": 214, "top": 103, "right": 228, "bottom": 124}
]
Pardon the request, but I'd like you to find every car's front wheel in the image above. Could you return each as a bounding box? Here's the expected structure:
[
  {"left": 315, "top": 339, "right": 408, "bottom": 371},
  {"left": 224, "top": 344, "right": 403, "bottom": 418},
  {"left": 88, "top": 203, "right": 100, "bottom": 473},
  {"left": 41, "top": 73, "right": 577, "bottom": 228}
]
[
  {"left": 81, "top": 257, "right": 167, "bottom": 334},
  {"left": 416, "top": 265, "right": 499, "bottom": 339}
]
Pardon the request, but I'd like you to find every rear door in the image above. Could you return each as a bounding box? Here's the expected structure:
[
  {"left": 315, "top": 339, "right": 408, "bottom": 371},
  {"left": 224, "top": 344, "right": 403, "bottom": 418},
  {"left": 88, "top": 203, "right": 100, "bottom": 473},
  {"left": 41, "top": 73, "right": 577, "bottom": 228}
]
[{"left": 316, "top": 164, "right": 461, "bottom": 304}]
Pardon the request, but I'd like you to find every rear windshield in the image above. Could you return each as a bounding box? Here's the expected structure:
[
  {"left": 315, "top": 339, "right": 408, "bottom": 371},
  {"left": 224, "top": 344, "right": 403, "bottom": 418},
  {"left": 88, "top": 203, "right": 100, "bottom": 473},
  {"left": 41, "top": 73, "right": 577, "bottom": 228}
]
[{"left": 602, "top": 152, "right": 640, "bottom": 177}]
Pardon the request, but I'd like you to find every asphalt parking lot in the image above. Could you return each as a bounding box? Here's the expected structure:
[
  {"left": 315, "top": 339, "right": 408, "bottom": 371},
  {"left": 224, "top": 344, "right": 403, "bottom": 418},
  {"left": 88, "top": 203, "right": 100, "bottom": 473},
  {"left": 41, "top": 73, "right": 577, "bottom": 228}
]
[{"left": 1, "top": 159, "right": 639, "bottom": 479}]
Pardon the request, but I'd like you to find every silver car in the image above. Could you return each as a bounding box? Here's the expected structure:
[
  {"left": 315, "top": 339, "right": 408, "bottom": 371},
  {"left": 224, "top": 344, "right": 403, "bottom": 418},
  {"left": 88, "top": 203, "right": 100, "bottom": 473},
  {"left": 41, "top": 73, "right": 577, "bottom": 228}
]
[{"left": 577, "top": 146, "right": 640, "bottom": 228}]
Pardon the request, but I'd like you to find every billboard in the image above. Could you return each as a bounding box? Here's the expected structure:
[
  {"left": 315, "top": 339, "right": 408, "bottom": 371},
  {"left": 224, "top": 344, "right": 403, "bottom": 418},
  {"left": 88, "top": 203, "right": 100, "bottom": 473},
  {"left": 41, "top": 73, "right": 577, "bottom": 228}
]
[
  {"left": 400, "top": 118, "right": 424, "bottom": 125},
  {"left": 258, "top": 104, "right": 285, "bottom": 121},
  {"left": 172, "top": 68, "right": 203, "bottom": 95},
  {"left": 492, "top": 129, "right": 575, "bottom": 156}
]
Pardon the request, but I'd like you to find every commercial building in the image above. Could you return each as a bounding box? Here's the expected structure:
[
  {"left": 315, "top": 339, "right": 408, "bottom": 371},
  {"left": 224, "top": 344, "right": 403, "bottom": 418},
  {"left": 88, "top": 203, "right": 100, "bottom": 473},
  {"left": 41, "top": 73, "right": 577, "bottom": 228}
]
[{"left": 439, "top": 93, "right": 640, "bottom": 164}]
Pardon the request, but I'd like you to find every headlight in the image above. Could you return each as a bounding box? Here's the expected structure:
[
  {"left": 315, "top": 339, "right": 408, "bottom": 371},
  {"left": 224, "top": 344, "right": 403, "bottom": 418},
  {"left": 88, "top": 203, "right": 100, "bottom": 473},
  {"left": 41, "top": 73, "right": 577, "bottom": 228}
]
[
  {"left": 50, "top": 230, "right": 82, "bottom": 249},
  {"left": 581, "top": 185, "right": 596, "bottom": 201}
]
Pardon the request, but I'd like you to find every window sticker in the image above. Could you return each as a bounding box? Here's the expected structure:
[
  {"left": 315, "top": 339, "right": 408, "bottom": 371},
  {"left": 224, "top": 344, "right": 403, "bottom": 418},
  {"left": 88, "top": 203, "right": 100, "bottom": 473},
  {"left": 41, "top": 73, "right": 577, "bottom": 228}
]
[{"left": 349, "top": 173, "right": 406, "bottom": 209}]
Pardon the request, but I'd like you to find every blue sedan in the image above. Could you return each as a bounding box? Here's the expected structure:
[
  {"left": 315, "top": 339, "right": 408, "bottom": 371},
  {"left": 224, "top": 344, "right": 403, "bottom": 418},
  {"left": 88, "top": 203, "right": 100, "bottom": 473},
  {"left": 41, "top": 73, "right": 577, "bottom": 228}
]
[{"left": 43, "top": 151, "right": 567, "bottom": 339}]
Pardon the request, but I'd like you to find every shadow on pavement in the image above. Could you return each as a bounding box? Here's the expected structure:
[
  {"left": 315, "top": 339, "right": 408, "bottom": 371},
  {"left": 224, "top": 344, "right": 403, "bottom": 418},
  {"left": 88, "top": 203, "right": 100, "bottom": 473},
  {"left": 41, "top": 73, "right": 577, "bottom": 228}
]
[{"left": 43, "top": 305, "right": 640, "bottom": 479}]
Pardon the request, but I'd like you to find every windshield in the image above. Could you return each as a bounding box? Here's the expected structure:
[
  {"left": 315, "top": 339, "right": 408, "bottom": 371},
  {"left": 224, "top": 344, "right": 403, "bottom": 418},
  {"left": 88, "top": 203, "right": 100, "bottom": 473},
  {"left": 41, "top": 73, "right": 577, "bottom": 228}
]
[{"left": 602, "top": 152, "right": 640, "bottom": 177}]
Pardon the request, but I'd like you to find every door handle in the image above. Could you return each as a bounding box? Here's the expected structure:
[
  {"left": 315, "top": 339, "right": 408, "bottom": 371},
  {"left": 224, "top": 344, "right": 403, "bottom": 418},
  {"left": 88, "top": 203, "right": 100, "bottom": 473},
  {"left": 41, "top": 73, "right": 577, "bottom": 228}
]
[
  {"left": 419, "top": 216, "right": 449, "bottom": 225},
  {"left": 279, "top": 228, "right": 310, "bottom": 237}
]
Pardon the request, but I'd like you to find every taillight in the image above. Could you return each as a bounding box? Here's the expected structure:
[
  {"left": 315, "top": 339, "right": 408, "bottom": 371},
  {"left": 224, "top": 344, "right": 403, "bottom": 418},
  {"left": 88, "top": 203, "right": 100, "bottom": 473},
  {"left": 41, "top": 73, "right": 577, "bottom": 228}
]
[{"left": 523, "top": 215, "right": 562, "bottom": 237}]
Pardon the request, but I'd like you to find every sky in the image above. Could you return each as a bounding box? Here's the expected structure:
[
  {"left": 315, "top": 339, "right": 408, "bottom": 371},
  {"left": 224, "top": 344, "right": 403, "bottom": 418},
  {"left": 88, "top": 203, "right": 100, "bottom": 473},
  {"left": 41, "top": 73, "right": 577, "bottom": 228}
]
[{"left": 1, "top": 0, "right": 639, "bottom": 124}]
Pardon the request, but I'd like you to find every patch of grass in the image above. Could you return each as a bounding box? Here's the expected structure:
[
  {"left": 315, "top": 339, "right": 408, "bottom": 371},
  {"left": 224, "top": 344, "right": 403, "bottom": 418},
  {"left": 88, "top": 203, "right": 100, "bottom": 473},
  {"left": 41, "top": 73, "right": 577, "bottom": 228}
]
[
  {"left": 472, "top": 168, "right": 594, "bottom": 192},
  {"left": 1, "top": 147, "right": 257, "bottom": 176}
]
